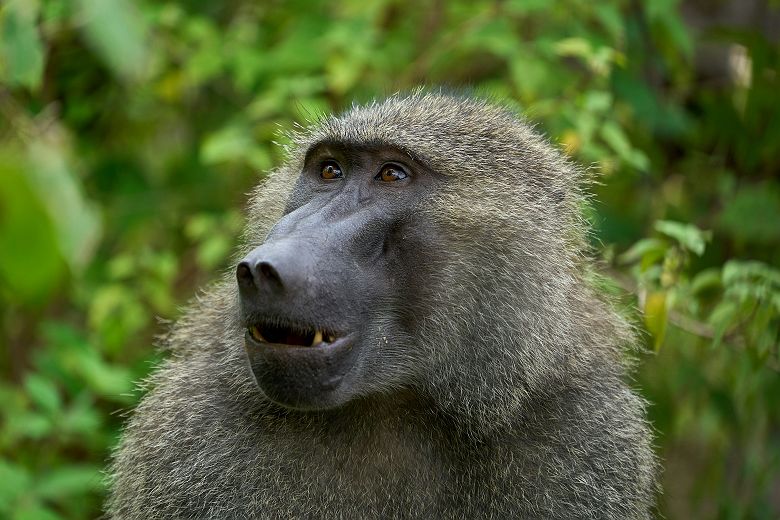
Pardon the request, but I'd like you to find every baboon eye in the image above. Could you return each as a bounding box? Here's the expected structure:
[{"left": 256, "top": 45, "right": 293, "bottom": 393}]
[
  {"left": 320, "top": 161, "right": 343, "bottom": 180},
  {"left": 375, "top": 164, "right": 408, "bottom": 182}
]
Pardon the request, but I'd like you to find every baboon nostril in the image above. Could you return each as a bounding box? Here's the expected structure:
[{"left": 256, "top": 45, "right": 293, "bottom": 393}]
[
  {"left": 236, "top": 262, "right": 254, "bottom": 286},
  {"left": 236, "top": 259, "right": 283, "bottom": 290},
  {"left": 258, "top": 261, "right": 281, "bottom": 285}
]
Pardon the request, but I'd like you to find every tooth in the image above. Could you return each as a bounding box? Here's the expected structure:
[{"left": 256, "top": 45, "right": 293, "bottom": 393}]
[
  {"left": 249, "top": 325, "right": 263, "bottom": 342},
  {"left": 311, "top": 330, "right": 323, "bottom": 346},
  {"left": 326, "top": 334, "right": 335, "bottom": 343}
]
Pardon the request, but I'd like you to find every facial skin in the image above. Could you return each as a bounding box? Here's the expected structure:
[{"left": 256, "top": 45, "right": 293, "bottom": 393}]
[{"left": 236, "top": 143, "right": 443, "bottom": 410}]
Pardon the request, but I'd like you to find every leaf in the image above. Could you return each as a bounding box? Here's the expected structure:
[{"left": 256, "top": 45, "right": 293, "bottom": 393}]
[
  {"left": 655, "top": 220, "right": 711, "bottom": 256},
  {"left": 657, "top": 6, "right": 694, "bottom": 60},
  {"left": 13, "top": 503, "right": 62, "bottom": 520},
  {"left": 554, "top": 37, "right": 593, "bottom": 60},
  {"left": 26, "top": 141, "right": 102, "bottom": 273},
  {"left": 618, "top": 238, "right": 667, "bottom": 266},
  {"left": 644, "top": 291, "right": 668, "bottom": 351},
  {"left": 584, "top": 91, "right": 613, "bottom": 114},
  {"left": 201, "top": 125, "right": 249, "bottom": 163},
  {"left": 600, "top": 121, "right": 650, "bottom": 171},
  {"left": 0, "top": 149, "right": 66, "bottom": 304},
  {"left": 593, "top": 4, "right": 624, "bottom": 41},
  {"left": 723, "top": 260, "right": 780, "bottom": 287},
  {"left": 200, "top": 122, "right": 254, "bottom": 164},
  {"left": 6, "top": 411, "right": 52, "bottom": 440},
  {"left": 719, "top": 184, "right": 780, "bottom": 244},
  {"left": 201, "top": 122, "right": 271, "bottom": 170},
  {"left": 76, "top": 0, "right": 148, "bottom": 80},
  {"left": 197, "top": 236, "right": 232, "bottom": 270},
  {"left": 23, "top": 373, "right": 61, "bottom": 415},
  {"left": 0, "top": 0, "right": 45, "bottom": 89},
  {"left": 107, "top": 254, "right": 136, "bottom": 280},
  {"left": 77, "top": 350, "right": 134, "bottom": 399},
  {"left": 708, "top": 300, "right": 740, "bottom": 345},
  {"left": 327, "top": 54, "right": 363, "bottom": 95},
  {"left": 690, "top": 268, "right": 722, "bottom": 295},
  {"left": 60, "top": 399, "right": 102, "bottom": 436},
  {"left": 0, "top": 460, "right": 31, "bottom": 511},
  {"left": 509, "top": 53, "right": 551, "bottom": 101},
  {"left": 88, "top": 283, "right": 148, "bottom": 351},
  {"left": 506, "top": 0, "right": 548, "bottom": 14},
  {"left": 35, "top": 466, "right": 104, "bottom": 500}
]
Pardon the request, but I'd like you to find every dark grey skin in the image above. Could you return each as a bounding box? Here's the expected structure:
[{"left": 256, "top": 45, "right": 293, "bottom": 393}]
[
  {"left": 237, "top": 143, "right": 444, "bottom": 411},
  {"left": 108, "top": 94, "right": 657, "bottom": 519}
]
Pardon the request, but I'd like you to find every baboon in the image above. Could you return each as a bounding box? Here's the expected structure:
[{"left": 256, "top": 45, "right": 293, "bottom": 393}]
[{"left": 107, "top": 93, "right": 656, "bottom": 519}]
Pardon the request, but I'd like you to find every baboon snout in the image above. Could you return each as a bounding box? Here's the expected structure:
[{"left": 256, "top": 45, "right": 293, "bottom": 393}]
[{"left": 236, "top": 241, "right": 307, "bottom": 296}]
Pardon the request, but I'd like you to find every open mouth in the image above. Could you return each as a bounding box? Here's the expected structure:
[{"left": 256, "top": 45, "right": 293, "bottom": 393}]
[
  {"left": 247, "top": 322, "right": 338, "bottom": 348},
  {"left": 243, "top": 318, "right": 358, "bottom": 409}
]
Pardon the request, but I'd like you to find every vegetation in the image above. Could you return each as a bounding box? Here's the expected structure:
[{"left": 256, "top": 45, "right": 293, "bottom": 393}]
[{"left": 1, "top": 0, "right": 778, "bottom": 518}]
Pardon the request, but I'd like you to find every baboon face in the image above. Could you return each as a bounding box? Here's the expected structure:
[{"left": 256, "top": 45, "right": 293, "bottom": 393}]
[{"left": 237, "top": 142, "right": 444, "bottom": 411}]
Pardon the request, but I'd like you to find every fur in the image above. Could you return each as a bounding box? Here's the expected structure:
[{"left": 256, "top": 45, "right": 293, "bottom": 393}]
[{"left": 107, "top": 93, "right": 656, "bottom": 519}]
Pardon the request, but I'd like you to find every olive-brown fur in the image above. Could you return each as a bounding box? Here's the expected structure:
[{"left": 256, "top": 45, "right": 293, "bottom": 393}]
[{"left": 107, "top": 93, "right": 656, "bottom": 519}]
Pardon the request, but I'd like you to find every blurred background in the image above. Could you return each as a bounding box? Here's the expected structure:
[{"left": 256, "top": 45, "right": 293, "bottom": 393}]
[{"left": 0, "top": 0, "right": 778, "bottom": 518}]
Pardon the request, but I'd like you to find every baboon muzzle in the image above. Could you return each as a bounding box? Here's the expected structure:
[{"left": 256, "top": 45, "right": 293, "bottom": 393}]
[{"left": 234, "top": 209, "right": 381, "bottom": 410}]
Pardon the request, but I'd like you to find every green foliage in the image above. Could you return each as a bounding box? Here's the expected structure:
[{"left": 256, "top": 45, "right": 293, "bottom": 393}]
[
  {"left": 0, "top": 1, "right": 45, "bottom": 90},
  {"left": 0, "top": 0, "right": 777, "bottom": 518}
]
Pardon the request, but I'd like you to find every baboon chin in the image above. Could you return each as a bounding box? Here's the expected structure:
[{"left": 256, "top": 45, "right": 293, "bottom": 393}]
[{"left": 108, "top": 93, "right": 656, "bottom": 519}]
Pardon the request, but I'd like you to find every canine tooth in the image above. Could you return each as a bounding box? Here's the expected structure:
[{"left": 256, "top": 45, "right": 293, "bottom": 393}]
[
  {"left": 249, "top": 325, "right": 263, "bottom": 342},
  {"left": 311, "top": 330, "right": 323, "bottom": 346}
]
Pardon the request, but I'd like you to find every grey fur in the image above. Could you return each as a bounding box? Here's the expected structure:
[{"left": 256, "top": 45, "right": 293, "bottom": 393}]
[{"left": 107, "top": 93, "right": 657, "bottom": 519}]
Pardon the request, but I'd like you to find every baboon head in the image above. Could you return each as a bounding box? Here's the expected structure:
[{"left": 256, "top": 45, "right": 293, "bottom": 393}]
[
  {"left": 237, "top": 136, "right": 444, "bottom": 410},
  {"left": 237, "top": 93, "right": 613, "bottom": 424}
]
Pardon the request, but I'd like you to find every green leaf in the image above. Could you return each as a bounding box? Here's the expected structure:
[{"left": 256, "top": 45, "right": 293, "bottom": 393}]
[
  {"left": 5, "top": 411, "right": 52, "bottom": 440},
  {"left": 13, "top": 503, "right": 62, "bottom": 520},
  {"left": 719, "top": 184, "right": 780, "bottom": 244},
  {"left": 554, "top": 37, "right": 593, "bottom": 60},
  {"left": 23, "top": 373, "right": 61, "bottom": 415},
  {"left": 77, "top": 350, "right": 134, "bottom": 399},
  {"left": 76, "top": 0, "right": 147, "bottom": 80},
  {"left": 0, "top": 460, "right": 31, "bottom": 511},
  {"left": 88, "top": 284, "right": 148, "bottom": 351},
  {"left": 506, "top": 0, "right": 548, "bottom": 14},
  {"left": 618, "top": 238, "right": 667, "bottom": 265},
  {"left": 593, "top": 4, "right": 624, "bottom": 41},
  {"left": 35, "top": 466, "right": 104, "bottom": 500},
  {"left": 508, "top": 53, "right": 550, "bottom": 101},
  {"left": 690, "top": 268, "right": 722, "bottom": 295},
  {"left": 0, "top": 0, "right": 45, "bottom": 89},
  {"left": 26, "top": 141, "right": 102, "bottom": 273},
  {"left": 197, "top": 236, "right": 232, "bottom": 270},
  {"left": 644, "top": 291, "right": 668, "bottom": 351},
  {"left": 708, "top": 300, "right": 740, "bottom": 344},
  {"left": 723, "top": 260, "right": 780, "bottom": 287},
  {"left": 583, "top": 91, "right": 613, "bottom": 114},
  {"left": 60, "top": 399, "right": 102, "bottom": 436},
  {"left": 655, "top": 220, "right": 711, "bottom": 256},
  {"left": 107, "top": 254, "right": 136, "bottom": 280},
  {"left": 201, "top": 124, "right": 252, "bottom": 163},
  {"left": 600, "top": 121, "right": 649, "bottom": 171},
  {"left": 0, "top": 150, "right": 66, "bottom": 304}
]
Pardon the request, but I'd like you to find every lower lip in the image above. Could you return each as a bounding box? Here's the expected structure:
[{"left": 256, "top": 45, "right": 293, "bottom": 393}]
[{"left": 243, "top": 332, "right": 359, "bottom": 409}]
